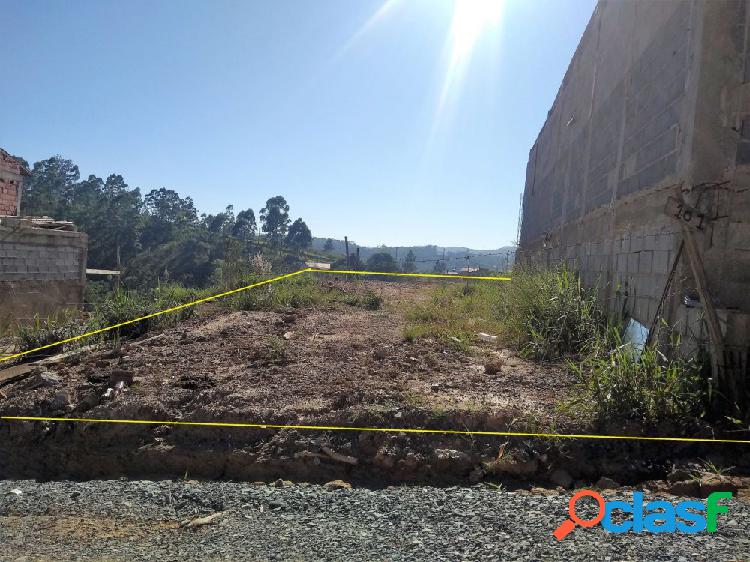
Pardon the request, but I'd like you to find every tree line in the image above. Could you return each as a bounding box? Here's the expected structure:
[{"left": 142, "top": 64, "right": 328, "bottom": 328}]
[{"left": 15, "top": 155, "right": 312, "bottom": 288}]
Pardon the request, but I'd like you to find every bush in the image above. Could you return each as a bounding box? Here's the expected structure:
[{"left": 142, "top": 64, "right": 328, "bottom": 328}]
[
  {"left": 565, "top": 330, "right": 707, "bottom": 426},
  {"left": 495, "top": 266, "right": 606, "bottom": 360},
  {"left": 16, "top": 311, "right": 87, "bottom": 356},
  {"left": 92, "top": 283, "right": 203, "bottom": 339}
]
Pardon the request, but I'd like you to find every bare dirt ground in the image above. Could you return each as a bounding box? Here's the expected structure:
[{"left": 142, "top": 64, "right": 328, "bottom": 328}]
[
  {"left": 1, "top": 280, "right": 568, "bottom": 427},
  {"left": 1, "top": 279, "right": 749, "bottom": 490}
]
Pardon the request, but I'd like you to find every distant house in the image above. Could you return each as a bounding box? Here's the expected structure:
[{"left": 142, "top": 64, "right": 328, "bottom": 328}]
[
  {"left": 305, "top": 261, "right": 331, "bottom": 270},
  {"left": 0, "top": 148, "right": 88, "bottom": 326},
  {"left": 448, "top": 267, "right": 480, "bottom": 275}
]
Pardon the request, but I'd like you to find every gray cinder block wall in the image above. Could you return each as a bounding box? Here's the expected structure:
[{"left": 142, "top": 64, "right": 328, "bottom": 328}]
[
  {"left": 0, "top": 223, "right": 88, "bottom": 325},
  {"left": 0, "top": 149, "right": 88, "bottom": 326},
  {"left": 518, "top": 1, "right": 750, "bottom": 383}
]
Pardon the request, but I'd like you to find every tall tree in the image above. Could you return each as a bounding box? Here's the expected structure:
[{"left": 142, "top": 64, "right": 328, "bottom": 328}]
[
  {"left": 232, "top": 208, "right": 257, "bottom": 241},
  {"left": 324, "top": 238, "right": 333, "bottom": 251},
  {"left": 22, "top": 156, "right": 80, "bottom": 217},
  {"left": 285, "top": 218, "right": 312, "bottom": 251},
  {"left": 94, "top": 174, "right": 142, "bottom": 270},
  {"left": 259, "top": 196, "right": 290, "bottom": 244},
  {"left": 202, "top": 205, "right": 235, "bottom": 235},
  {"left": 141, "top": 188, "right": 199, "bottom": 249},
  {"left": 403, "top": 249, "right": 416, "bottom": 272}
]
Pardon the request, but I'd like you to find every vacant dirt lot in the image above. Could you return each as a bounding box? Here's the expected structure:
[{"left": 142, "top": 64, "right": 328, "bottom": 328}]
[{"left": 1, "top": 279, "right": 748, "bottom": 488}]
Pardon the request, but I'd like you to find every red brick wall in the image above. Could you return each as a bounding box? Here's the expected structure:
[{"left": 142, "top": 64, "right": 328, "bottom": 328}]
[
  {"left": 0, "top": 151, "right": 24, "bottom": 216},
  {"left": 0, "top": 178, "right": 19, "bottom": 215}
]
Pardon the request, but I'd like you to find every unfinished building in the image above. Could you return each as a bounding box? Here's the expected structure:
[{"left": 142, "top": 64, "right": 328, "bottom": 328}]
[
  {"left": 0, "top": 149, "right": 88, "bottom": 326},
  {"left": 518, "top": 1, "right": 750, "bottom": 405}
]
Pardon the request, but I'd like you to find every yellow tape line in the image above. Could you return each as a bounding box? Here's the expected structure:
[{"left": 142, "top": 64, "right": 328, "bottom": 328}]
[
  {"left": 311, "top": 269, "right": 512, "bottom": 281},
  {"left": 0, "top": 267, "right": 509, "bottom": 364},
  {"left": 0, "top": 269, "right": 309, "bottom": 364},
  {"left": 0, "top": 416, "right": 748, "bottom": 444}
]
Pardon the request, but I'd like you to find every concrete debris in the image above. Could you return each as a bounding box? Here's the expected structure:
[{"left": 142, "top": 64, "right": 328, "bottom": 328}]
[
  {"left": 282, "top": 331, "right": 294, "bottom": 340},
  {"left": 8, "top": 488, "right": 22, "bottom": 496},
  {"left": 23, "top": 371, "right": 61, "bottom": 390},
  {"left": 321, "top": 445, "right": 358, "bottom": 466},
  {"left": 180, "top": 510, "right": 227, "bottom": 529},
  {"left": 477, "top": 332, "right": 498, "bottom": 343}
]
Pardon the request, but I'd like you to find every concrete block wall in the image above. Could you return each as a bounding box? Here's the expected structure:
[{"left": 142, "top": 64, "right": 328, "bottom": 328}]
[
  {"left": 0, "top": 225, "right": 87, "bottom": 324},
  {"left": 519, "top": 0, "right": 750, "bottom": 369}
]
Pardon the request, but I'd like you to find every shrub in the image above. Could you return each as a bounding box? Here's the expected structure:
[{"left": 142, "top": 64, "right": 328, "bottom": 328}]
[
  {"left": 92, "top": 283, "right": 202, "bottom": 339},
  {"left": 16, "top": 311, "right": 87, "bottom": 356},
  {"left": 565, "top": 330, "right": 707, "bottom": 426},
  {"left": 495, "top": 266, "right": 606, "bottom": 360}
]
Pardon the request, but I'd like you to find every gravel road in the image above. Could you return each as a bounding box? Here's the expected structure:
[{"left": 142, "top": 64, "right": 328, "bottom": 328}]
[{"left": 1, "top": 479, "right": 749, "bottom": 561}]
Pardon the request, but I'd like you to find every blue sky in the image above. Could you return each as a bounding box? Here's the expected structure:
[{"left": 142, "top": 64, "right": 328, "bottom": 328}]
[{"left": 3, "top": 0, "right": 595, "bottom": 248}]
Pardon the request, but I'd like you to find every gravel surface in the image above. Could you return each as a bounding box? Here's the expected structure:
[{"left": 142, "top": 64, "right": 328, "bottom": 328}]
[{"left": 1, "top": 479, "right": 749, "bottom": 561}]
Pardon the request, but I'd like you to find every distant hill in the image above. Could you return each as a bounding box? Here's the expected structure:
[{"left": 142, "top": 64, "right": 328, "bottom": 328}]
[{"left": 311, "top": 238, "right": 515, "bottom": 272}]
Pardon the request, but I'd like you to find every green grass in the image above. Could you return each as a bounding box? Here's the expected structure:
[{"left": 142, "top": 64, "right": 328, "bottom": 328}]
[
  {"left": 16, "top": 310, "right": 88, "bottom": 356},
  {"left": 403, "top": 283, "right": 505, "bottom": 347},
  {"left": 563, "top": 329, "right": 707, "bottom": 427},
  {"left": 228, "top": 275, "right": 381, "bottom": 312},
  {"left": 403, "top": 266, "right": 604, "bottom": 359},
  {"left": 404, "top": 266, "right": 710, "bottom": 427}
]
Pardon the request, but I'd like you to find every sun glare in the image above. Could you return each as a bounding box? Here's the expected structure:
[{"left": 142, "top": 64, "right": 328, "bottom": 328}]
[
  {"left": 433, "top": 0, "right": 504, "bottom": 138},
  {"left": 448, "top": 0, "right": 504, "bottom": 68}
]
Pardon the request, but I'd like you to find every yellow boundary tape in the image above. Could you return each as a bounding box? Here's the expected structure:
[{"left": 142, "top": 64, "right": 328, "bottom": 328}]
[
  {"left": 1, "top": 268, "right": 746, "bottom": 446},
  {"left": 0, "top": 415, "right": 748, "bottom": 444},
  {"left": 0, "top": 267, "right": 509, "bottom": 364}
]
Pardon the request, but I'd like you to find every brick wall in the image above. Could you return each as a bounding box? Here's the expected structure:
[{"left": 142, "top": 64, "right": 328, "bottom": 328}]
[
  {"left": 0, "top": 178, "right": 19, "bottom": 215},
  {"left": 0, "top": 150, "right": 26, "bottom": 216},
  {"left": 0, "top": 225, "right": 88, "bottom": 324}
]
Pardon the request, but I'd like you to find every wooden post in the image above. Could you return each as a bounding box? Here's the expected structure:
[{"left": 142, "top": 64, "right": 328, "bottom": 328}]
[{"left": 344, "top": 236, "right": 350, "bottom": 268}]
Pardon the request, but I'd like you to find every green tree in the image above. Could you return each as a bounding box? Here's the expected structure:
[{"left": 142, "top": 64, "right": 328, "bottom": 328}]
[
  {"left": 285, "top": 218, "right": 312, "bottom": 251},
  {"left": 202, "top": 205, "right": 235, "bottom": 235},
  {"left": 141, "top": 188, "right": 199, "bottom": 249},
  {"left": 259, "top": 196, "right": 290, "bottom": 244},
  {"left": 232, "top": 208, "right": 257, "bottom": 241},
  {"left": 403, "top": 249, "right": 416, "bottom": 272},
  {"left": 324, "top": 238, "right": 333, "bottom": 251},
  {"left": 367, "top": 252, "right": 398, "bottom": 272},
  {"left": 22, "top": 156, "right": 80, "bottom": 217},
  {"left": 88, "top": 174, "right": 142, "bottom": 270}
]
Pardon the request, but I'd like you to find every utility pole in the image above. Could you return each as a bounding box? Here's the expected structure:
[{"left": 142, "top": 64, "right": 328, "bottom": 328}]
[{"left": 344, "top": 236, "right": 350, "bottom": 268}]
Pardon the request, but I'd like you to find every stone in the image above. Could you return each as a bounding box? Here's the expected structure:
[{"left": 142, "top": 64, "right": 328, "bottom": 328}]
[
  {"left": 323, "top": 479, "right": 352, "bottom": 491},
  {"left": 51, "top": 391, "right": 71, "bottom": 410},
  {"left": 24, "top": 371, "right": 61, "bottom": 390},
  {"left": 549, "top": 469, "right": 574, "bottom": 489},
  {"left": 595, "top": 476, "right": 621, "bottom": 490},
  {"left": 109, "top": 369, "right": 133, "bottom": 386},
  {"left": 477, "top": 332, "right": 498, "bottom": 343},
  {"left": 484, "top": 360, "right": 504, "bottom": 375}
]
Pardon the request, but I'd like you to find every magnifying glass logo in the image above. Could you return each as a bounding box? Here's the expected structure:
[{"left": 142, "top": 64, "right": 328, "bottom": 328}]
[{"left": 553, "top": 489, "right": 606, "bottom": 541}]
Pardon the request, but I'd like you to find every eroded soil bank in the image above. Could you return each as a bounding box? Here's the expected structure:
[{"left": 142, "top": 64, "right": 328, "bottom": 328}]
[{"left": 1, "top": 280, "right": 749, "bottom": 495}]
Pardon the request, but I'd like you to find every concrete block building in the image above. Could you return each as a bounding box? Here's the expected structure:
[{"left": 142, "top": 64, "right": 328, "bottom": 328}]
[
  {"left": 518, "top": 1, "right": 750, "bottom": 404},
  {"left": 0, "top": 149, "right": 88, "bottom": 325}
]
